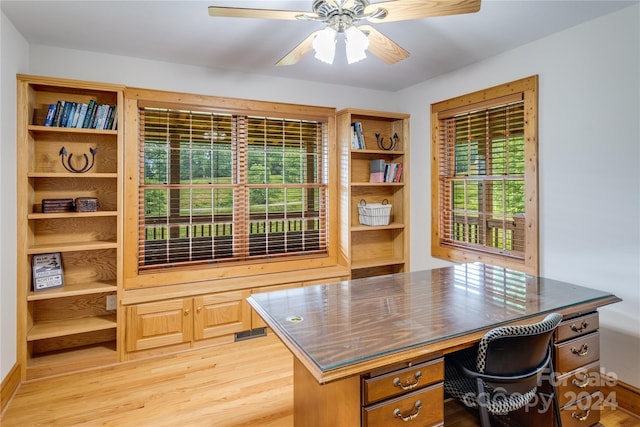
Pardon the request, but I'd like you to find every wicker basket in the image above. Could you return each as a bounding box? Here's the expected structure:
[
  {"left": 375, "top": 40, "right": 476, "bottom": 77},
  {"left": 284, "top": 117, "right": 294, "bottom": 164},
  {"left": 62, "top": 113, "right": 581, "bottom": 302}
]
[{"left": 358, "top": 199, "right": 391, "bottom": 226}]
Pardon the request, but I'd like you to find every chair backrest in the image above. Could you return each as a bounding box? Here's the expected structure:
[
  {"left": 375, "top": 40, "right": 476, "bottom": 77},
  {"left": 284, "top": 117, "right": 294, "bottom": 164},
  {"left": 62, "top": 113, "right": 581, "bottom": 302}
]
[{"left": 476, "top": 313, "right": 562, "bottom": 392}]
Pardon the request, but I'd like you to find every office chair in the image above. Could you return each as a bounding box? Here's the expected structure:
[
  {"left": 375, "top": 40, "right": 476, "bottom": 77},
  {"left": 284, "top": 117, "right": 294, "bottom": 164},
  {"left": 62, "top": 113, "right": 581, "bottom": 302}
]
[{"left": 444, "top": 312, "right": 563, "bottom": 427}]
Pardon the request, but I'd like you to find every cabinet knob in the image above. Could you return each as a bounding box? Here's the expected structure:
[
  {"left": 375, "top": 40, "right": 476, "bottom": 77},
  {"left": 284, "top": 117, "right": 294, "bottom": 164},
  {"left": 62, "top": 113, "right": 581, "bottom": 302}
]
[
  {"left": 196, "top": 306, "right": 202, "bottom": 313},
  {"left": 184, "top": 308, "right": 190, "bottom": 315}
]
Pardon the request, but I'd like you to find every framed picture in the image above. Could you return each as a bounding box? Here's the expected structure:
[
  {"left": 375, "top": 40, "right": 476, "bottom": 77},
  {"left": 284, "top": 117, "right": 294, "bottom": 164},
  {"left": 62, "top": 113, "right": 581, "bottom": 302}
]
[{"left": 32, "top": 252, "right": 64, "bottom": 291}]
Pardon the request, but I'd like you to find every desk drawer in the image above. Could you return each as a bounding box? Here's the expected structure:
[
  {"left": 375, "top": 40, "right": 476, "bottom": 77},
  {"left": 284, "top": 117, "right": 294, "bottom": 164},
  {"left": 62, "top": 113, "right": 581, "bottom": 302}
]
[
  {"left": 556, "top": 312, "right": 599, "bottom": 342},
  {"left": 555, "top": 361, "right": 600, "bottom": 407},
  {"left": 560, "top": 392, "right": 601, "bottom": 427},
  {"left": 363, "top": 383, "right": 443, "bottom": 427},
  {"left": 363, "top": 358, "right": 443, "bottom": 404},
  {"left": 554, "top": 332, "right": 599, "bottom": 374}
]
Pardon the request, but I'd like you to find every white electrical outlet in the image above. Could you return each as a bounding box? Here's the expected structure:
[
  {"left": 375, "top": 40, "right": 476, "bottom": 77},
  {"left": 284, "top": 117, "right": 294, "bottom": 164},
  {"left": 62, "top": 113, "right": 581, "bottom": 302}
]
[{"left": 106, "top": 295, "right": 117, "bottom": 311}]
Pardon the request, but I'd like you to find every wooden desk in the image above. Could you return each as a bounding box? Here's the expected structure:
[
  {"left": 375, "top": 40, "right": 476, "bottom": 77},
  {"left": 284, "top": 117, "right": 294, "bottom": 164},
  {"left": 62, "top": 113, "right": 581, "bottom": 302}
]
[{"left": 248, "top": 263, "right": 621, "bottom": 426}]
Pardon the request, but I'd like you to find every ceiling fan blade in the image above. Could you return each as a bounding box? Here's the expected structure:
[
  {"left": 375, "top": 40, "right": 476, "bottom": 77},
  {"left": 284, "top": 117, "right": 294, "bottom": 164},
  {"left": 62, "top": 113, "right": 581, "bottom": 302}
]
[
  {"left": 276, "top": 31, "right": 321, "bottom": 66},
  {"left": 358, "top": 25, "right": 409, "bottom": 64},
  {"left": 365, "top": 0, "right": 481, "bottom": 23},
  {"left": 208, "top": 6, "right": 309, "bottom": 20}
]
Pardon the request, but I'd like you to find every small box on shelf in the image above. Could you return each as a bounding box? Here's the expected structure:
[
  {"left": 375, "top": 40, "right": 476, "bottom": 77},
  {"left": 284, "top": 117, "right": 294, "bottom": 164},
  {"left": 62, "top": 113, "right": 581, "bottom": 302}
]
[
  {"left": 75, "top": 197, "right": 99, "bottom": 212},
  {"left": 41, "top": 198, "right": 75, "bottom": 213}
]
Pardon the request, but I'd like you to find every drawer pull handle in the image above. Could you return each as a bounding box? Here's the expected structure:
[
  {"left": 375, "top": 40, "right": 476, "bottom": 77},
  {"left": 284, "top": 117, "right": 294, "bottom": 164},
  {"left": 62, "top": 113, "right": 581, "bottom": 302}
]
[
  {"left": 572, "top": 374, "right": 590, "bottom": 388},
  {"left": 572, "top": 409, "right": 591, "bottom": 422},
  {"left": 393, "top": 400, "right": 422, "bottom": 422},
  {"left": 393, "top": 371, "right": 422, "bottom": 391},
  {"left": 570, "top": 321, "right": 589, "bottom": 333},
  {"left": 571, "top": 344, "right": 589, "bottom": 357}
]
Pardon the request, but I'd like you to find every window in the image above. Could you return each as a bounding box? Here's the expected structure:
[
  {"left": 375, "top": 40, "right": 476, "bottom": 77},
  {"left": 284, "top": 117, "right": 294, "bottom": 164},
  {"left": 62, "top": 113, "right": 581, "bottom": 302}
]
[
  {"left": 431, "top": 76, "right": 538, "bottom": 274},
  {"left": 119, "top": 87, "right": 336, "bottom": 283},
  {"left": 138, "top": 108, "right": 328, "bottom": 270}
]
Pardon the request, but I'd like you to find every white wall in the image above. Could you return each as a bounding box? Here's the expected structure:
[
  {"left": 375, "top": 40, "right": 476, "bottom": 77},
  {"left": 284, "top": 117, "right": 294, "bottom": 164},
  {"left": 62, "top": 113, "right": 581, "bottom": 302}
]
[
  {"left": 0, "top": 11, "right": 29, "bottom": 382},
  {"left": 28, "top": 45, "right": 402, "bottom": 113},
  {"left": 2, "top": 4, "right": 638, "bottom": 391},
  {"left": 399, "top": 4, "right": 640, "bottom": 387}
]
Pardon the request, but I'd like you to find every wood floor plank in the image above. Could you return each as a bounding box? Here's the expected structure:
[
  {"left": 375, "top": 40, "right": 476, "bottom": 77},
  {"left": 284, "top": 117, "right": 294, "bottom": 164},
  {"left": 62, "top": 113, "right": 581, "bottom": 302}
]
[{"left": 2, "top": 333, "right": 638, "bottom": 426}]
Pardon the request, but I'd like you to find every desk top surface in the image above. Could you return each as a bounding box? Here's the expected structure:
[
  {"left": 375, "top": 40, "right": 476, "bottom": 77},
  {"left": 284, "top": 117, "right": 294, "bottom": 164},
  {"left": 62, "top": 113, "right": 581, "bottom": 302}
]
[{"left": 248, "top": 263, "right": 620, "bottom": 382}]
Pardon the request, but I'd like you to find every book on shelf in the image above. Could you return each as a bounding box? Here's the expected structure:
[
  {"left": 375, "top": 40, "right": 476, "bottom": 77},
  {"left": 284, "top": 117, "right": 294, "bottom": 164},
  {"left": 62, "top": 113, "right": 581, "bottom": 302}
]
[
  {"left": 351, "top": 122, "right": 366, "bottom": 149},
  {"left": 76, "top": 103, "right": 88, "bottom": 128},
  {"left": 52, "top": 100, "right": 64, "bottom": 126},
  {"left": 106, "top": 106, "right": 117, "bottom": 130},
  {"left": 59, "top": 101, "right": 72, "bottom": 127},
  {"left": 82, "top": 100, "right": 96, "bottom": 128},
  {"left": 43, "top": 104, "right": 56, "bottom": 126},
  {"left": 32, "top": 252, "right": 64, "bottom": 291},
  {"left": 370, "top": 159, "right": 385, "bottom": 183}
]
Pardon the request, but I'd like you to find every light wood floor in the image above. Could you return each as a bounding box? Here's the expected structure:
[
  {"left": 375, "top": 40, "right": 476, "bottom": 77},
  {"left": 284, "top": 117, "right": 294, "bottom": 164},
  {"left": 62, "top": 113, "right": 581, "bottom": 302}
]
[{"left": 2, "top": 334, "right": 638, "bottom": 426}]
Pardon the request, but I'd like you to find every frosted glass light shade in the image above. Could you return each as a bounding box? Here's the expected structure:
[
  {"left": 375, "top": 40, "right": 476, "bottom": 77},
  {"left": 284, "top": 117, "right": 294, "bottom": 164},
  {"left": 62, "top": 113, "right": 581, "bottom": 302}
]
[
  {"left": 313, "top": 27, "right": 337, "bottom": 64},
  {"left": 345, "top": 26, "right": 369, "bottom": 64}
]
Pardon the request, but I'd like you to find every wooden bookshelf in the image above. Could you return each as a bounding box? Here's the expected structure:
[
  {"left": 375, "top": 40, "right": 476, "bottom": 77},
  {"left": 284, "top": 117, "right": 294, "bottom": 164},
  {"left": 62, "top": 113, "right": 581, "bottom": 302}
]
[
  {"left": 16, "top": 75, "right": 124, "bottom": 380},
  {"left": 337, "top": 109, "right": 410, "bottom": 279}
]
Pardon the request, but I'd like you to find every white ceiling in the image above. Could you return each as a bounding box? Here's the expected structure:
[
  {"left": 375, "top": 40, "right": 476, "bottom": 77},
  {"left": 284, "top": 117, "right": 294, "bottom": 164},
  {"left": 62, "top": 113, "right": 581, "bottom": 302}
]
[{"left": 2, "top": 0, "right": 636, "bottom": 91}]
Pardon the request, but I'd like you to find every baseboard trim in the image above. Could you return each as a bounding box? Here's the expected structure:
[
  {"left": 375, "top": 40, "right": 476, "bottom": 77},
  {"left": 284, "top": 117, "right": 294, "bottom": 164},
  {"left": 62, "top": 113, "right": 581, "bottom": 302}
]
[
  {"left": 1, "top": 363, "right": 21, "bottom": 416},
  {"left": 602, "top": 372, "right": 640, "bottom": 417},
  {"left": 610, "top": 378, "right": 640, "bottom": 417}
]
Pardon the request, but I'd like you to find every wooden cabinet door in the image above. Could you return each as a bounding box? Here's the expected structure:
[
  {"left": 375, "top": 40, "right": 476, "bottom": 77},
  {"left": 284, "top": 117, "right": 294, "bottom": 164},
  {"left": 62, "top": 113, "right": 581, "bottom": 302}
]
[
  {"left": 126, "top": 298, "right": 193, "bottom": 352},
  {"left": 193, "top": 290, "right": 251, "bottom": 340}
]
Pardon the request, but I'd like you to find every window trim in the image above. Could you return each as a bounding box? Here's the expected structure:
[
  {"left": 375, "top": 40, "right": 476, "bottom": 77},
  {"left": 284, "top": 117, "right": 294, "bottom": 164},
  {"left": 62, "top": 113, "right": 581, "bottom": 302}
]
[
  {"left": 430, "top": 76, "right": 539, "bottom": 274},
  {"left": 123, "top": 88, "right": 338, "bottom": 289}
]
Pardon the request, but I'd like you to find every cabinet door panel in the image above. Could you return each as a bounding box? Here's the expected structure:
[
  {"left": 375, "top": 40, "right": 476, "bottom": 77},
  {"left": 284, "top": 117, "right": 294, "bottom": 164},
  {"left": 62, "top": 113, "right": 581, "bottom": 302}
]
[
  {"left": 193, "top": 290, "right": 250, "bottom": 340},
  {"left": 126, "top": 298, "right": 192, "bottom": 351}
]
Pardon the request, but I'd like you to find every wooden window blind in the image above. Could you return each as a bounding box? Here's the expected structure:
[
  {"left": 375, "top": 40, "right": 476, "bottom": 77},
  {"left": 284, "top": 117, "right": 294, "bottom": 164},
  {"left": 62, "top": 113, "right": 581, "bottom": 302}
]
[
  {"left": 438, "top": 98, "right": 526, "bottom": 259},
  {"left": 138, "top": 107, "right": 328, "bottom": 271}
]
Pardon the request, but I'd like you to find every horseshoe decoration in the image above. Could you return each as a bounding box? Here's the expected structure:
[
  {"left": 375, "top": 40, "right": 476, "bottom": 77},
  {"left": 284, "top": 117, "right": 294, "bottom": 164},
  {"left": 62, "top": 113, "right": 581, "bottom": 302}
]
[
  {"left": 59, "top": 146, "right": 98, "bottom": 173},
  {"left": 375, "top": 132, "right": 399, "bottom": 151}
]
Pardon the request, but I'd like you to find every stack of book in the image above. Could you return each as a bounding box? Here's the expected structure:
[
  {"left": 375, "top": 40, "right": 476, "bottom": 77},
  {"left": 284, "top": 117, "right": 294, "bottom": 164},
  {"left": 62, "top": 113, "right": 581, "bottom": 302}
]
[
  {"left": 370, "top": 160, "right": 403, "bottom": 183},
  {"left": 41, "top": 100, "right": 118, "bottom": 130}
]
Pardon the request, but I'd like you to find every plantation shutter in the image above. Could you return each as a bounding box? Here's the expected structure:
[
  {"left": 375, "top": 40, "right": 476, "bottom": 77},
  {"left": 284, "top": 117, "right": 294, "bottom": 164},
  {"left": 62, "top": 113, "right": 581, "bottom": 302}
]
[
  {"left": 138, "top": 107, "right": 328, "bottom": 270},
  {"left": 437, "top": 94, "right": 526, "bottom": 259}
]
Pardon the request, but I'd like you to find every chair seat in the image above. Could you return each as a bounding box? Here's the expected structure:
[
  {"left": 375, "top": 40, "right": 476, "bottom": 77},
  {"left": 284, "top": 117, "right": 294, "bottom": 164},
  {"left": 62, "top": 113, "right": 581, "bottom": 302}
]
[
  {"left": 444, "top": 348, "right": 537, "bottom": 415},
  {"left": 443, "top": 313, "right": 563, "bottom": 426}
]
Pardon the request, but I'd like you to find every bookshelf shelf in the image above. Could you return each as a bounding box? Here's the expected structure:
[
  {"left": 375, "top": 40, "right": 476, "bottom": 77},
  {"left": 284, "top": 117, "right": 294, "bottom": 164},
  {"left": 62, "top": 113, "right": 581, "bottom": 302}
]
[
  {"left": 27, "top": 240, "right": 118, "bottom": 255},
  {"left": 27, "top": 315, "right": 117, "bottom": 341},
  {"left": 337, "top": 109, "right": 410, "bottom": 280},
  {"left": 27, "top": 280, "right": 117, "bottom": 301},
  {"left": 28, "top": 125, "right": 118, "bottom": 135},
  {"left": 29, "top": 211, "right": 118, "bottom": 220},
  {"left": 351, "top": 223, "right": 405, "bottom": 232}
]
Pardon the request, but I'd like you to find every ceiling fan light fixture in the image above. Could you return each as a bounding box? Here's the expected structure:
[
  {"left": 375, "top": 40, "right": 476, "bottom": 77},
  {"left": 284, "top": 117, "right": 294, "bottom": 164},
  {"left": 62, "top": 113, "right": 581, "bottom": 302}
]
[
  {"left": 344, "top": 26, "right": 369, "bottom": 64},
  {"left": 312, "top": 27, "right": 337, "bottom": 64}
]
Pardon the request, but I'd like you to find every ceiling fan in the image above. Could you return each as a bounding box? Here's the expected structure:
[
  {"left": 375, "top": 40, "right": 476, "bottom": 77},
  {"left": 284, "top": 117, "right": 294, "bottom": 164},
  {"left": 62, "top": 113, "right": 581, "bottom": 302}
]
[{"left": 208, "top": 0, "right": 481, "bottom": 66}]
